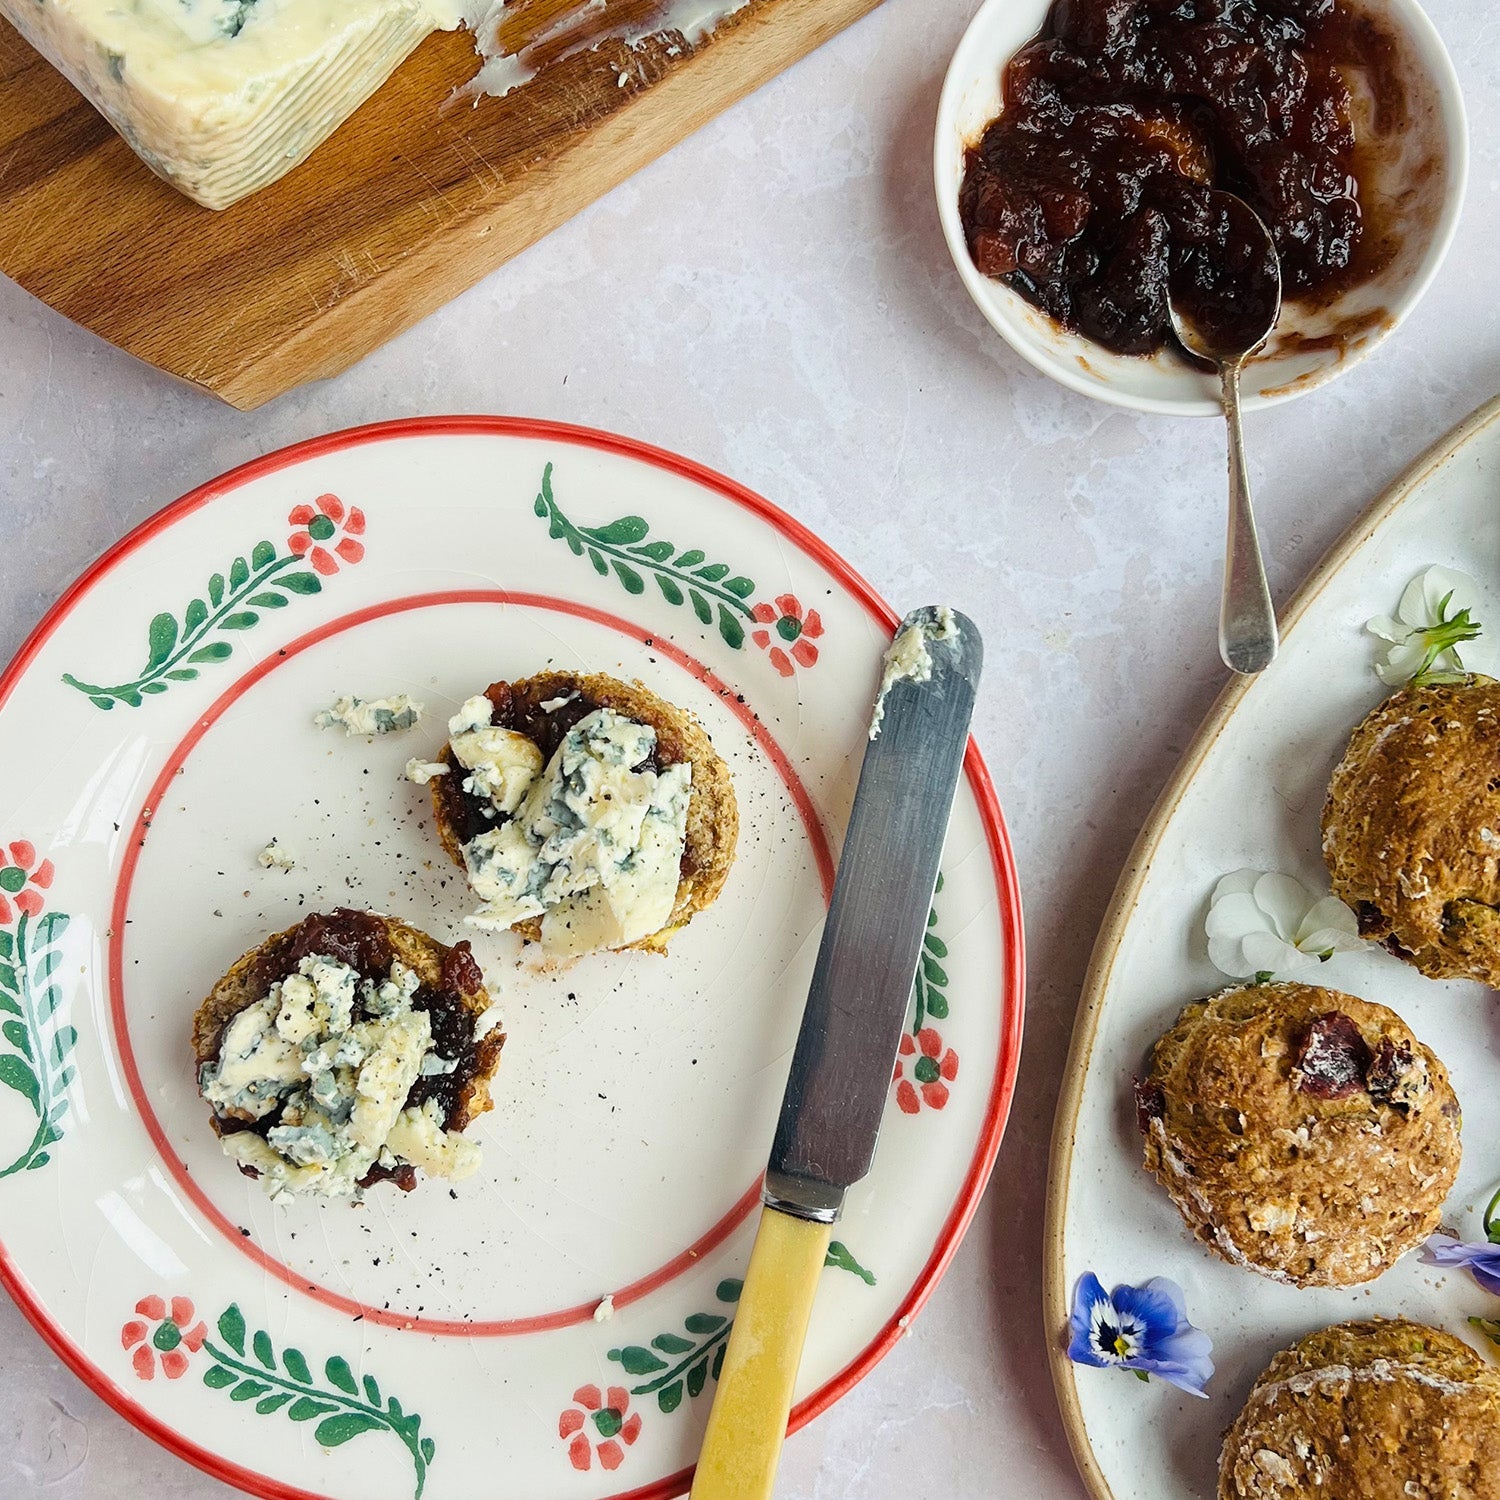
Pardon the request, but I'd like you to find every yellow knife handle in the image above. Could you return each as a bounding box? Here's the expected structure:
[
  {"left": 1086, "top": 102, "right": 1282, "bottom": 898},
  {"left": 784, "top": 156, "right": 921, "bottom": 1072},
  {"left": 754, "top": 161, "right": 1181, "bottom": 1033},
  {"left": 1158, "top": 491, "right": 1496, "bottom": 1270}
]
[{"left": 690, "top": 1205, "right": 833, "bottom": 1500}]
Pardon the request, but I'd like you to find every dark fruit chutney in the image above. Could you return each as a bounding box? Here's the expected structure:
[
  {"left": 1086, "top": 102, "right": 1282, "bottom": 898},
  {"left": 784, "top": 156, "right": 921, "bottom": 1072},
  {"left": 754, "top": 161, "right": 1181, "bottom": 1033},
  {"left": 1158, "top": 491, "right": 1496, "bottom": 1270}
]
[{"left": 958, "top": 0, "right": 1408, "bottom": 357}]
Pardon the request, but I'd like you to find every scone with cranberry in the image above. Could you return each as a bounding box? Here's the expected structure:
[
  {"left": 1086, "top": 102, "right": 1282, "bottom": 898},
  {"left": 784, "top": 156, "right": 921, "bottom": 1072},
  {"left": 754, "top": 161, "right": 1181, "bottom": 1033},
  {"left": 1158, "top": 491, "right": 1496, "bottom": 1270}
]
[{"left": 1136, "top": 982, "right": 1459, "bottom": 1286}]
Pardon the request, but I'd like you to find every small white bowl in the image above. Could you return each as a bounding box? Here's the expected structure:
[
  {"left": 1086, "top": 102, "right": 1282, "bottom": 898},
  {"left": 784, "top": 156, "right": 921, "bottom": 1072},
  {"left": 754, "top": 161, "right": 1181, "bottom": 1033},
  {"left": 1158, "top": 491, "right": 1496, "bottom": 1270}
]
[{"left": 934, "top": 0, "right": 1468, "bottom": 416}]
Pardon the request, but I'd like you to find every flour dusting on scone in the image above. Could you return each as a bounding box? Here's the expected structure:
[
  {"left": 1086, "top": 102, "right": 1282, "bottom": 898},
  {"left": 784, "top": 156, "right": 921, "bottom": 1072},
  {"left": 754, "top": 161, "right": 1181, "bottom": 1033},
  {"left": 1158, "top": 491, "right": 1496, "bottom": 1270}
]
[
  {"left": 1219, "top": 1319, "right": 1500, "bottom": 1498},
  {"left": 416, "top": 672, "right": 737, "bottom": 956},
  {"left": 1136, "top": 981, "right": 1460, "bottom": 1287},
  {"left": 193, "top": 910, "right": 503, "bottom": 1199}
]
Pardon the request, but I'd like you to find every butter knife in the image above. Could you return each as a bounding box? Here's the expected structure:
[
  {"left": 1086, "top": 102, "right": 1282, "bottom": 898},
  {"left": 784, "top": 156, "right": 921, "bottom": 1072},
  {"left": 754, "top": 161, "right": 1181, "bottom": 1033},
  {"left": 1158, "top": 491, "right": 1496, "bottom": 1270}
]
[{"left": 690, "top": 606, "right": 982, "bottom": 1499}]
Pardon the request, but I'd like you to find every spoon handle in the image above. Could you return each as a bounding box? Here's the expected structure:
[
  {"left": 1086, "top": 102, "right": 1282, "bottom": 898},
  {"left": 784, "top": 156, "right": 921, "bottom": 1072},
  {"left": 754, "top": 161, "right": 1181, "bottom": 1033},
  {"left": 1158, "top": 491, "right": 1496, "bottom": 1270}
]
[{"left": 1218, "top": 361, "right": 1278, "bottom": 675}]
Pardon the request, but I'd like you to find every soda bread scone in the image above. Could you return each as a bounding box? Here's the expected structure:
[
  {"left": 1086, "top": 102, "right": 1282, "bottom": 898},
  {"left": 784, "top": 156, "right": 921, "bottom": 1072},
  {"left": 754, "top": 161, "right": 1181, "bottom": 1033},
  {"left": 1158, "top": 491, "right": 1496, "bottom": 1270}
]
[
  {"left": 416, "top": 672, "right": 737, "bottom": 956},
  {"left": 194, "top": 910, "right": 503, "bottom": 1198},
  {"left": 1323, "top": 676, "right": 1500, "bottom": 984},
  {"left": 1135, "top": 982, "right": 1460, "bottom": 1287},
  {"left": 1220, "top": 1319, "right": 1500, "bottom": 1498}
]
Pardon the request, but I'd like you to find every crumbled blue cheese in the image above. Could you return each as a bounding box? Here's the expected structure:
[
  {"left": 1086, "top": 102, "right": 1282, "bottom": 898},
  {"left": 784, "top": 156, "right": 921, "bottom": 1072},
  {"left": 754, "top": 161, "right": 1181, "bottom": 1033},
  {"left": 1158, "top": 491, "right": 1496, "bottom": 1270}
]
[
  {"left": 869, "top": 607, "right": 960, "bottom": 740},
  {"left": 446, "top": 699, "right": 544, "bottom": 813},
  {"left": 256, "top": 838, "right": 298, "bottom": 871},
  {"left": 381, "top": 1098, "right": 481, "bottom": 1180},
  {"left": 459, "top": 707, "right": 691, "bottom": 955},
  {"left": 200, "top": 953, "right": 485, "bottom": 1198},
  {"left": 315, "top": 694, "right": 424, "bottom": 736},
  {"left": 593, "top": 1293, "right": 616, "bottom": 1322},
  {"left": 404, "top": 758, "right": 450, "bottom": 785}
]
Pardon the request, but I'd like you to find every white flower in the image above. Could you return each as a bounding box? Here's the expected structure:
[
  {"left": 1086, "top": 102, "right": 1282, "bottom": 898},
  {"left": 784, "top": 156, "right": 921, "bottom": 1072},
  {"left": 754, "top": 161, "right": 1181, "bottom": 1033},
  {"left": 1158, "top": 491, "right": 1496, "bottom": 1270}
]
[
  {"left": 1367, "top": 565, "right": 1483, "bottom": 687},
  {"left": 1205, "top": 870, "right": 1362, "bottom": 980}
]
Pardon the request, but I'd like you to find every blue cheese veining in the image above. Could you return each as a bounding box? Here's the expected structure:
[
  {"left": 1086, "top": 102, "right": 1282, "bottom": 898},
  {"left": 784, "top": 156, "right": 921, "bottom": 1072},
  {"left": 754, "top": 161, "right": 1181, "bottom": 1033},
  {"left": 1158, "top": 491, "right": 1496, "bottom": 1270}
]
[
  {"left": 200, "top": 953, "right": 483, "bottom": 1197},
  {"left": 425, "top": 699, "right": 691, "bottom": 955},
  {"left": 869, "top": 607, "right": 961, "bottom": 740},
  {"left": 315, "top": 693, "right": 424, "bottom": 736}
]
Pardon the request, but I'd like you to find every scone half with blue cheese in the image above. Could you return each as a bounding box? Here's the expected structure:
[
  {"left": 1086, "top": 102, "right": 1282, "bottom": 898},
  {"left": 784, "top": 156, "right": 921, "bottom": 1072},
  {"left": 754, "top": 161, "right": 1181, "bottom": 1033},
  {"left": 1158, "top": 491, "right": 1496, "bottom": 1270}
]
[
  {"left": 416, "top": 672, "right": 738, "bottom": 957},
  {"left": 193, "top": 909, "right": 503, "bottom": 1199}
]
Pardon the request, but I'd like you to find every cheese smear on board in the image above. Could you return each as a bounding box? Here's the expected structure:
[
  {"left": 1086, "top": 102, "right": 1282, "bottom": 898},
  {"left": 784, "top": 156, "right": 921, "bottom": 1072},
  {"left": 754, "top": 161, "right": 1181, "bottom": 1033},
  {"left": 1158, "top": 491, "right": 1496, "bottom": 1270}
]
[{"left": 0, "top": 0, "right": 750, "bottom": 209}]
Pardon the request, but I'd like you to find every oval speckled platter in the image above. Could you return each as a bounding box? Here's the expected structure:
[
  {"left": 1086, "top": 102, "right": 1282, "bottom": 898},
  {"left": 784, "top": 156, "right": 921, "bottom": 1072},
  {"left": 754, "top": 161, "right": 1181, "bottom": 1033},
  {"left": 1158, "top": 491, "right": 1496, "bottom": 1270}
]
[
  {"left": 1045, "top": 391, "right": 1500, "bottom": 1500},
  {"left": 0, "top": 419, "right": 1023, "bottom": 1500}
]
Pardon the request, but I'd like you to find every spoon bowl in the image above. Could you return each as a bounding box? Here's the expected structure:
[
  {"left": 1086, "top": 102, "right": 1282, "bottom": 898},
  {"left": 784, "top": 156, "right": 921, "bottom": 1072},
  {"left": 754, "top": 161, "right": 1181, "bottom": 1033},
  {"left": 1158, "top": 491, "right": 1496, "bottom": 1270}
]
[{"left": 1168, "top": 192, "right": 1283, "bottom": 676}]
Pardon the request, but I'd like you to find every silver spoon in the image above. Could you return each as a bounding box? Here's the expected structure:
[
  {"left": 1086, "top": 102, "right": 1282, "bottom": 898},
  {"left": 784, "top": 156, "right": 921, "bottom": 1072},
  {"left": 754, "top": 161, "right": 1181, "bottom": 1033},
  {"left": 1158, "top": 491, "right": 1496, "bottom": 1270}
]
[{"left": 1168, "top": 191, "right": 1283, "bottom": 676}]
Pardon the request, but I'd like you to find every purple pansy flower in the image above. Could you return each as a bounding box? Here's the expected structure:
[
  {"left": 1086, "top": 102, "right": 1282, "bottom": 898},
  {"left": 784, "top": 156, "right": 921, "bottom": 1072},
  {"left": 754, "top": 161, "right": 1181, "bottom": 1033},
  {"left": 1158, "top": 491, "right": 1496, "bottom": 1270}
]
[
  {"left": 1421, "top": 1237, "right": 1500, "bottom": 1295},
  {"left": 1421, "top": 1184, "right": 1500, "bottom": 1296},
  {"left": 1067, "top": 1272, "right": 1214, "bottom": 1398}
]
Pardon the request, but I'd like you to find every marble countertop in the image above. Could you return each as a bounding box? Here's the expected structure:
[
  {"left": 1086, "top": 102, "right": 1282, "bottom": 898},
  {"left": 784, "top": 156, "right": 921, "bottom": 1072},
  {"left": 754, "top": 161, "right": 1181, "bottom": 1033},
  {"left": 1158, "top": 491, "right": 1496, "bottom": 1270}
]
[{"left": 2, "top": 0, "right": 1498, "bottom": 1492}]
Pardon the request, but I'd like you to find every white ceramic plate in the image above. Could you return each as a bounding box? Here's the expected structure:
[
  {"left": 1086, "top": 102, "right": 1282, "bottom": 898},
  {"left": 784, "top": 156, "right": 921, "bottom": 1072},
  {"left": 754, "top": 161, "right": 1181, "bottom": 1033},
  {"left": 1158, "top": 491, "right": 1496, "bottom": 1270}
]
[
  {"left": 934, "top": 0, "right": 1468, "bottom": 416},
  {"left": 0, "top": 419, "right": 1023, "bottom": 1500},
  {"left": 1044, "top": 391, "right": 1500, "bottom": 1498}
]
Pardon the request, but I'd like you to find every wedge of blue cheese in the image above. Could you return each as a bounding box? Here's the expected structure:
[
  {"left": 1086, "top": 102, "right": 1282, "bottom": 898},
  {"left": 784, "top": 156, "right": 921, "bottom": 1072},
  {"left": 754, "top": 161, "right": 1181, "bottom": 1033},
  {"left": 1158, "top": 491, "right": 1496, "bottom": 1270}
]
[
  {"left": 200, "top": 952, "right": 482, "bottom": 1197},
  {"left": 0, "top": 0, "right": 464, "bottom": 210},
  {"left": 422, "top": 698, "right": 692, "bottom": 955}
]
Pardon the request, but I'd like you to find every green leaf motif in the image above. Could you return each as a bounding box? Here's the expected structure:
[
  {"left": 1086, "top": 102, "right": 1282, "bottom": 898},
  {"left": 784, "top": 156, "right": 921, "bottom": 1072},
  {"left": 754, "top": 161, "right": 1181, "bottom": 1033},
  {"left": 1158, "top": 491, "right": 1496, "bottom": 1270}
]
[
  {"left": 686, "top": 1359, "right": 709, "bottom": 1398},
  {"left": 0, "top": 930, "right": 12, "bottom": 959},
  {"left": 907, "top": 883, "right": 953, "bottom": 1046},
  {"left": 531, "top": 464, "right": 760, "bottom": 645},
  {"left": 63, "top": 531, "right": 349, "bottom": 711},
  {"left": 611, "top": 561, "right": 645, "bottom": 595},
  {"left": 651, "top": 1333, "right": 695, "bottom": 1355},
  {"left": 683, "top": 1313, "right": 725, "bottom": 1336},
  {"left": 716, "top": 1279, "right": 744, "bottom": 1304},
  {"left": 218, "top": 1305, "right": 246, "bottom": 1356},
  {"left": 657, "top": 1381, "right": 684, "bottom": 1414},
  {"left": 2, "top": 1019, "right": 30, "bottom": 1059},
  {"left": 314, "top": 1412, "right": 382, "bottom": 1447},
  {"left": 613, "top": 1345, "right": 668, "bottom": 1376},
  {"left": 825, "top": 1241, "right": 877, "bottom": 1286},
  {"left": 287, "top": 1397, "right": 336, "bottom": 1422},
  {"left": 582, "top": 517, "right": 650, "bottom": 546},
  {"left": 0, "top": 1055, "right": 38, "bottom": 1108},
  {"left": 194, "top": 1311, "right": 435, "bottom": 1498},
  {"left": 146, "top": 613, "right": 177, "bottom": 668}
]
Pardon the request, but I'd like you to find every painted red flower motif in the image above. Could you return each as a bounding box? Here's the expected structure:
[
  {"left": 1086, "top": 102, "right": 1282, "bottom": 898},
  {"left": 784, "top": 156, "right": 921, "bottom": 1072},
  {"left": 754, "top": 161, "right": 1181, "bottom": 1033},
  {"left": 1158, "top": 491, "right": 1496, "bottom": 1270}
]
[
  {"left": 287, "top": 494, "right": 365, "bottom": 576},
  {"left": 0, "top": 841, "right": 53, "bottom": 926},
  {"left": 557, "top": 1383, "right": 642, "bottom": 1472},
  {"left": 121, "top": 1295, "right": 206, "bottom": 1381},
  {"left": 893, "top": 1027, "right": 958, "bottom": 1114},
  {"left": 751, "top": 594, "right": 823, "bottom": 677}
]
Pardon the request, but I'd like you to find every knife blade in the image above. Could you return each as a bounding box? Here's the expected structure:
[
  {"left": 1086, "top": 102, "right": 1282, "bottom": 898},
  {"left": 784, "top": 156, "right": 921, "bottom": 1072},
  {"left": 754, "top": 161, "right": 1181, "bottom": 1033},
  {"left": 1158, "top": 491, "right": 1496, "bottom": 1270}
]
[
  {"left": 765, "top": 605, "right": 982, "bottom": 1220},
  {"left": 690, "top": 606, "right": 981, "bottom": 1500}
]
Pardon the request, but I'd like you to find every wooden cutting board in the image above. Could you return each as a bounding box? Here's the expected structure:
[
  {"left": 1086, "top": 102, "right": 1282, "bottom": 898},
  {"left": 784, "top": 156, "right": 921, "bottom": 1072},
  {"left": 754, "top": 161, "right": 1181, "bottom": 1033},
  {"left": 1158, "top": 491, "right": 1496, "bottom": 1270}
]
[{"left": 0, "top": 0, "right": 883, "bottom": 409}]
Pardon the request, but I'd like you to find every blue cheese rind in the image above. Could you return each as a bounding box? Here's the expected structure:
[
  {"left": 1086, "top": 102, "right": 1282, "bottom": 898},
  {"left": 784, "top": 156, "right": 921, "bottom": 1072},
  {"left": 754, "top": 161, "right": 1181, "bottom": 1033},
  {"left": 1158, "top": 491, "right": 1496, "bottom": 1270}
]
[
  {"left": 200, "top": 953, "right": 485, "bottom": 1198},
  {"left": 0, "top": 0, "right": 464, "bottom": 210},
  {"left": 450, "top": 703, "right": 691, "bottom": 954}
]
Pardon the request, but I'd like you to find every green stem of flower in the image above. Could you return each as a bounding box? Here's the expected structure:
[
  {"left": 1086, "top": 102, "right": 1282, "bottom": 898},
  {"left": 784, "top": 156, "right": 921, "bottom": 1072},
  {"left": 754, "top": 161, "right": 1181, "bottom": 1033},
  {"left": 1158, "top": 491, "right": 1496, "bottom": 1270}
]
[
  {"left": 62, "top": 553, "right": 296, "bottom": 700},
  {"left": 537, "top": 468, "right": 755, "bottom": 621},
  {"left": 200, "top": 1338, "right": 427, "bottom": 1498},
  {"left": 1483, "top": 1183, "right": 1500, "bottom": 1244}
]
